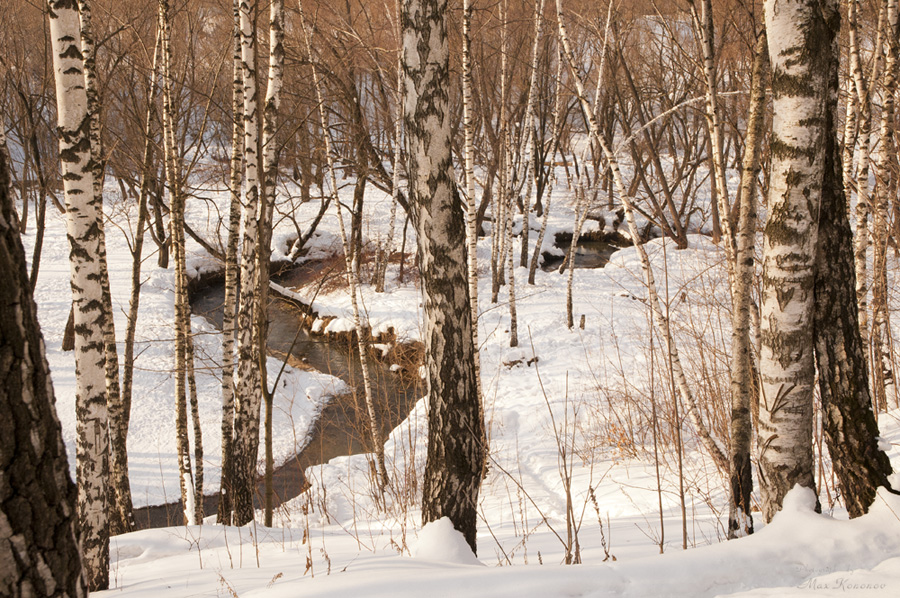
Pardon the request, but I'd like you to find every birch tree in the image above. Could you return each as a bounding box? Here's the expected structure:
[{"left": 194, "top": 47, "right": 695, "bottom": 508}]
[
  {"left": 755, "top": 0, "right": 896, "bottom": 522},
  {"left": 528, "top": 51, "right": 563, "bottom": 286},
  {"left": 870, "top": 0, "right": 898, "bottom": 412},
  {"left": 218, "top": 0, "right": 243, "bottom": 525},
  {"left": 757, "top": 0, "right": 833, "bottom": 521},
  {"left": 260, "top": 0, "right": 284, "bottom": 525},
  {"left": 77, "top": 0, "right": 134, "bottom": 536},
  {"left": 122, "top": 27, "right": 161, "bottom": 529},
  {"left": 158, "top": 0, "right": 199, "bottom": 525},
  {"left": 727, "top": 28, "right": 767, "bottom": 539},
  {"left": 813, "top": 0, "right": 895, "bottom": 518},
  {"left": 689, "top": 0, "right": 735, "bottom": 264},
  {"left": 403, "top": 0, "right": 485, "bottom": 553},
  {"left": 846, "top": 0, "right": 884, "bottom": 372},
  {"left": 1, "top": 121, "right": 88, "bottom": 598},
  {"left": 47, "top": 0, "right": 109, "bottom": 587},
  {"left": 555, "top": 0, "right": 728, "bottom": 473},
  {"left": 846, "top": 0, "right": 873, "bottom": 362},
  {"left": 517, "top": 0, "right": 546, "bottom": 270},
  {"left": 231, "top": 0, "right": 264, "bottom": 526},
  {"left": 504, "top": 129, "right": 519, "bottom": 346},
  {"left": 461, "top": 0, "right": 484, "bottom": 410},
  {"left": 490, "top": 2, "right": 511, "bottom": 306}
]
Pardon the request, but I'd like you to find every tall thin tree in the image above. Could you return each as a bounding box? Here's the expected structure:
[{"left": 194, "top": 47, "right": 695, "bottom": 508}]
[
  {"left": 297, "top": 0, "right": 387, "bottom": 492},
  {"left": 77, "top": 0, "right": 134, "bottom": 536},
  {"left": 231, "top": 0, "right": 265, "bottom": 526},
  {"left": 461, "top": 0, "right": 485, "bottom": 427},
  {"left": 158, "top": 0, "right": 198, "bottom": 525},
  {"left": 122, "top": 26, "right": 161, "bottom": 530},
  {"left": 556, "top": 0, "right": 728, "bottom": 473},
  {"left": 757, "top": 0, "right": 834, "bottom": 521},
  {"left": 727, "top": 27, "right": 767, "bottom": 539},
  {"left": 218, "top": 0, "right": 244, "bottom": 525},
  {"left": 813, "top": 0, "right": 895, "bottom": 518},
  {"left": 689, "top": 0, "right": 735, "bottom": 264},
  {"left": 403, "top": 0, "right": 486, "bottom": 553},
  {"left": 47, "top": 0, "right": 109, "bottom": 588},
  {"left": 870, "top": 0, "right": 899, "bottom": 412},
  {"left": 260, "top": 0, "right": 284, "bottom": 526}
]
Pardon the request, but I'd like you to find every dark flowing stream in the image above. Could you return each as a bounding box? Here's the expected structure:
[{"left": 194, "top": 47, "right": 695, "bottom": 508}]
[
  {"left": 132, "top": 238, "right": 616, "bottom": 529},
  {"left": 133, "top": 264, "right": 422, "bottom": 529},
  {"left": 541, "top": 234, "right": 620, "bottom": 271}
]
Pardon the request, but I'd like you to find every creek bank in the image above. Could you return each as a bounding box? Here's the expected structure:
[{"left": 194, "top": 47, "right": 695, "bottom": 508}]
[
  {"left": 541, "top": 229, "right": 628, "bottom": 271},
  {"left": 132, "top": 257, "right": 424, "bottom": 529}
]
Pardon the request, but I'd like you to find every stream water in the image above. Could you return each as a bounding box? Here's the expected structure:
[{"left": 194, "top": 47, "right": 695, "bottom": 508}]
[
  {"left": 133, "top": 265, "right": 422, "bottom": 528},
  {"left": 132, "top": 241, "right": 615, "bottom": 528},
  {"left": 541, "top": 237, "right": 619, "bottom": 271}
]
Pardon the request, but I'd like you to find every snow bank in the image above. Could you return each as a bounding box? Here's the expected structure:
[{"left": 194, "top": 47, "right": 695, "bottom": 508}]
[{"left": 413, "top": 518, "right": 483, "bottom": 566}]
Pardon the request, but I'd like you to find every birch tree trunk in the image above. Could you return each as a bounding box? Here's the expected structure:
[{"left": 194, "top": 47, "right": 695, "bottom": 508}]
[
  {"left": 757, "top": 0, "right": 836, "bottom": 522},
  {"left": 564, "top": 180, "right": 590, "bottom": 330},
  {"left": 158, "top": 0, "right": 196, "bottom": 526},
  {"left": 517, "top": 0, "right": 546, "bottom": 270},
  {"left": 121, "top": 26, "right": 160, "bottom": 531},
  {"left": 77, "top": 0, "right": 134, "bottom": 536},
  {"left": 260, "top": 0, "right": 284, "bottom": 526},
  {"left": 528, "top": 53, "right": 563, "bottom": 286},
  {"left": 1, "top": 124, "right": 89, "bottom": 598},
  {"left": 813, "top": 0, "right": 896, "bottom": 518},
  {"left": 461, "top": 0, "right": 486, "bottom": 449},
  {"left": 47, "top": 0, "right": 109, "bottom": 588},
  {"left": 690, "top": 0, "right": 735, "bottom": 268},
  {"left": 559, "top": 5, "right": 612, "bottom": 331},
  {"left": 847, "top": 0, "right": 874, "bottom": 364},
  {"left": 503, "top": 131, "right": 519, "bottom": 347},
  {"left": 842, "top": 0, "right": 861, "bottom": 194},
  {"left": 185, "top": 315, "right": 203, "bottom": 523},
  {"left": 490, "top": 3, "right": 511, "bottom": 306},
  {"left": 218, "top": 0, "right": 243, "bottom": 525},
  {"left": 727, "top": 28, "right": 767, "bottom": 539},
  {"left": 232, "top": 0, "right": 264, "bottom": 526},
  {"left": 374, "top": 47, "right": 402, "bottom": 295},
  {"left": 870, "top": 0, "right": 898, "bottom": 413},
  {"left": 297, "top": 0, "right": 387, "bottom": 492},
  {"left": 375, "top": 88, "right": 401, "bottom": 294},
  {"left": 403, "top": 0, "right": 485, "bottom": 553},
  {"left": 13, "top": 93, "right": 53, "bottom": 292},
  {"left": 556, "top": 0, "right": 728, "bottom": 473}
]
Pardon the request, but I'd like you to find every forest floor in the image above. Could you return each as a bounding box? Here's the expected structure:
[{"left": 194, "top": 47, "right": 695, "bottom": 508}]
[{"left": 22, "top": 175, "right": 900, "bottom": 597}]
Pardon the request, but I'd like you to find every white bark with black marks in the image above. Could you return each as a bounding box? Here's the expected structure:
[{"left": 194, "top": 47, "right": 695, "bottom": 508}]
[
  {"left": 758, "top": 0, "right": 835, "bottom": 522},
  {"left": 728, "top": 28, "right": 767, "bottom": 539},
  {"left": 403, "top": 0, "right": 485, "bottom": 553},
  {"left": 158, "top": 0, "right": 198, "bottom": 525},
  {"left": 870, "top": 0, "right": 898, "bottom": 412},
  {"left": 77, "top": 0, "right": 134, "bottom": 536},
  {"left": 261, "top": 0, "right": 284, "bottom": 525},
  {"left": 232, "top": 0, "right": 264, "bottom": 526},
  {"left": 690, "top": 0, "right": 735, "bottom": 265},
  {"left": 461, "top": 0, "right": 484, "bottom": 411},
  {"left": 122, "top": 26, "right": 160, "bottom": 529},
  {"left": 528, "top": 53, "right": 563, "bottom": 286},
  {"left": 47, "top": 0, "right": 109, "bottom": 588},
  {"left": 218, "top": 0, "right": 243, "bottom": 525}
]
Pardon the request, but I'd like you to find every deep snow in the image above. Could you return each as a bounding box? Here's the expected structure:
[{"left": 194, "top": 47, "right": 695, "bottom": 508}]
[{"left": 20, "top": 174, "right": 900, "bottom": 596}]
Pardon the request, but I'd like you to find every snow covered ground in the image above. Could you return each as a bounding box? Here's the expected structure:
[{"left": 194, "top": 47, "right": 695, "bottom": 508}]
[{"left": 21, "top": 175, "right": 900, "bottom": 596}]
